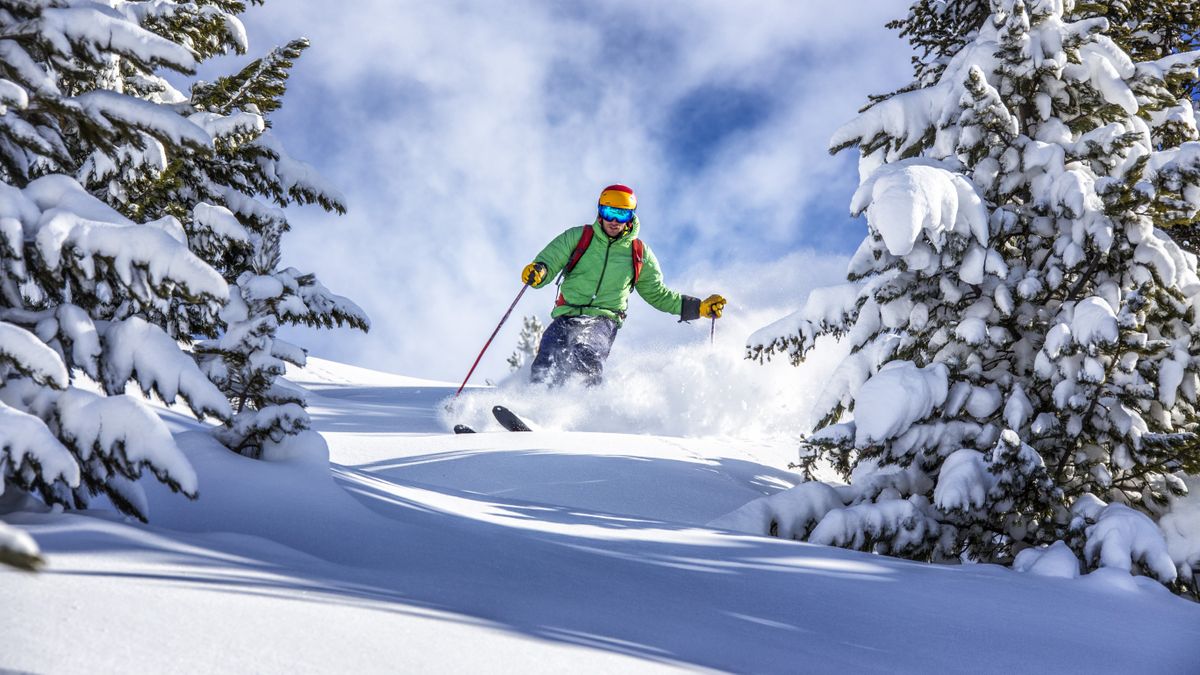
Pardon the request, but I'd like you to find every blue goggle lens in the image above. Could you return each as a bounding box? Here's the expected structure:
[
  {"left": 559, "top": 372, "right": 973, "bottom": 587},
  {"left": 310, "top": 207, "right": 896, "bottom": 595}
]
[{"left": 599, "top": 205, "right": 634, "bottom": 223}]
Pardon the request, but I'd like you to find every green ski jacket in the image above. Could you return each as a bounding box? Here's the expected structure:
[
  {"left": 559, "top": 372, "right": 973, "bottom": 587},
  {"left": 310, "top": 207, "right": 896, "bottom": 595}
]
[{"left": 531, "top": 217, "right": 700, "bottom": 326}]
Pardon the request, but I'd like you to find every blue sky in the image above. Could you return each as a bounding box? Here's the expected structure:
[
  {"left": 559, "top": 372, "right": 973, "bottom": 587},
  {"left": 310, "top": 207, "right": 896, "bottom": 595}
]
[{"left": 203, "top": 0, "right": 913, "bottom": 380}]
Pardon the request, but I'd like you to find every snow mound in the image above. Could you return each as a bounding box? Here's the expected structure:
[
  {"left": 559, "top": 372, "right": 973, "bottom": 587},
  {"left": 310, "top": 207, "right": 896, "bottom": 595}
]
[{"left": 1014, "top": 541, "right": 1081, "bottom": 579}]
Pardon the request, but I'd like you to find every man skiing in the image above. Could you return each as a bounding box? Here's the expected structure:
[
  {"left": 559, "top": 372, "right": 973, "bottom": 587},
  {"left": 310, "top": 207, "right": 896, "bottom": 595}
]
[{"left": 520, "top": 184, "right": 725, "bottom": 386}]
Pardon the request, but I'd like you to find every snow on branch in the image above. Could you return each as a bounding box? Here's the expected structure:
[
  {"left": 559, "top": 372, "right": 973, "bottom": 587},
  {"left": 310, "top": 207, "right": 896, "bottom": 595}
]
[
  {"left": 808, "top": 497, "right": 947, "bottom": 559},
  {"left": 55, "top": 388, "right": 199, "bottom": 501},
  {"left": 746, "top": 283, "right": 861, "bottom": 365},
  {"left": 212, "top": 403, "right": 310, "bottom": 458},
  {"left": 0, "top": 40, "right": 55, "bottom": 97},
  {"left": 709, "top": 482, "right": 845, "bottom": 540},
  {"left": 73, "top": 90, "right": 211, "bottom": 149},
  {"left": 193, "top": 203, "right": 251, "bottom": 244},
  {"left": 217, "top": 185, "right": 287, "bottom": 230},
  {"left": 119, "top": 0, "right": 250, "bottom": 57},
  {"left": 1082, "top": 503, "right": 1178, "bottom": 583},
  {"left": 1143, "top": 142, "right": 1200, "bottom": 227},
  {"left": 271, "top": 268, "right": 370, "bottom": 331},
  {"left": 0, "top": 399, "right": 80, "bottom": 497},
  {"left": 934, "top": 448, "right": 991, "bottom": 513},
  {"left": 38, "top": 5, "right": 197, "bottom": 73},
  {"left": 850, "top": 160, "right": 988, "bottom": 257},
  {"left": 0, "top": 77, "right": 28, "bottom": 110},
  {"left": 188, "top": 110, "right": 264, "bottom": 141},
  {"left": 251, "top": 133, "right": 347, "bottom": 214},
  {"left": 853, "top": 361, "right": 948, "bottom": 447},
  {"left": 22, "top": 175, "right": 228, "bottom": 306},
  {"left": 1, "top": 305, "right": 104, "bottom": 380},
  {"left": 1158, "top": 478, "right": 1200, "bottom": 584},
  {"left": 0, "top": 321, "right": 67, "bottom": 388},
  {"left": 103, "top": 317, "right": 232, "bottom": 421},
  {"left": 1135, "top": 49, "right": 1200, "bottom": 82},
  {"left": 1013, "top": 541, "right": 1081, "bottom": 579}
]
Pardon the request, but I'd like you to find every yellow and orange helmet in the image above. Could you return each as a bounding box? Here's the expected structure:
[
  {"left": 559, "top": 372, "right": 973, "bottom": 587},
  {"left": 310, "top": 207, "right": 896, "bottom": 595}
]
[{"left": 598, "top": 184, "right": 636, "bottom": 210}]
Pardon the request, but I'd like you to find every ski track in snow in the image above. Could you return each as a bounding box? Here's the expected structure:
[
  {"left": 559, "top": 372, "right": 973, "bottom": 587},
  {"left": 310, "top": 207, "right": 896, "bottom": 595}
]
[{"left": 5, "top": 357, "right": 1200, "bottom": 674}]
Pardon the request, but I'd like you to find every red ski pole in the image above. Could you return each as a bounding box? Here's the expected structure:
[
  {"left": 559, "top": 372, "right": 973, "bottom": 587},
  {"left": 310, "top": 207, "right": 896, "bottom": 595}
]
[{"left": 454, "top": 282, "right": 530, "bottom": 399}]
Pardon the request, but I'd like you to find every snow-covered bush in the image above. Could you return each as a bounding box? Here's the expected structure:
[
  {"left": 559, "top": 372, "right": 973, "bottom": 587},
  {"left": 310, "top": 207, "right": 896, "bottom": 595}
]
[
  {"left": 745, "top": 0, "right": 1200, "bottom": 594},
  {"left": 196, "top": 224, "right": 367, "bottom": 457}
]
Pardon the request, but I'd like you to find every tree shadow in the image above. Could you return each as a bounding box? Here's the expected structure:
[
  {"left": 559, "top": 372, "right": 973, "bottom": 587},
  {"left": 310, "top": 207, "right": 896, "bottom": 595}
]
[
  {"left": 352, "top": 480, "right": 1194, "bottom": 674},
  {"left": 23, "top": 448, "right": 1200, "bottom": 673},
  {"left": 305, "top": 385, "right": 458, "bottom": 434},
  {"left": 348, "top": 449, "right": 799, "bottom": 526}
]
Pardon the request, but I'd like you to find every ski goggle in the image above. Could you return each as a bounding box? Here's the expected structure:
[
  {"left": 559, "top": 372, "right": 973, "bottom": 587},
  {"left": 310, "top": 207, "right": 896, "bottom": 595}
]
[{"left": 598, "top": 205, "right": 635, "bottom": 223}]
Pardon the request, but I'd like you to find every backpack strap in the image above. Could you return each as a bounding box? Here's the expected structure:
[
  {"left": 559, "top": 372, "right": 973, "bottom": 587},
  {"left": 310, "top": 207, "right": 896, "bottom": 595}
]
[
  {"left": 563, "top": 225, "right": 594, "bottom": 277},
  {"left": 631, "top": 238, "right": 644, "bottom": 286},
  {"left": 555, "top": 226, "right": 595, "bottom": 307}
]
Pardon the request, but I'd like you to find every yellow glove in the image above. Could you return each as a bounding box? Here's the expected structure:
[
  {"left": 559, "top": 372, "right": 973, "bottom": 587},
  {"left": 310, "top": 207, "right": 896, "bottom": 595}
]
[
  {"left": 700, "top": 294, "right": 726, "bottom": 318},
  {"left": 522, "top": 262, "right": 547, "bottom": 286}
]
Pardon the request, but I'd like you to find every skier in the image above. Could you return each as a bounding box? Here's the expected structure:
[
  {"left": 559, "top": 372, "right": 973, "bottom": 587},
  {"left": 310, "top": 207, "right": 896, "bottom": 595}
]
[{"left": 520, "top": 184, "right": 725, "bottom": 386}]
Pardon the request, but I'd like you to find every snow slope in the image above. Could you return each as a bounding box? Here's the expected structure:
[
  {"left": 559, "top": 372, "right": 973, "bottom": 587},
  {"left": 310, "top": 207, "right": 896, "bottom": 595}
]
[{"left": 5, "top": 357, "right": 1200, "bottom": 673}]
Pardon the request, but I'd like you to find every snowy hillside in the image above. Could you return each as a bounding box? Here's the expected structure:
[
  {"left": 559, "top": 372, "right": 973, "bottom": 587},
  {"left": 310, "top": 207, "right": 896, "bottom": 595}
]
[{"left": 5, "top": 357, "right": 1199, "bottom": 673}]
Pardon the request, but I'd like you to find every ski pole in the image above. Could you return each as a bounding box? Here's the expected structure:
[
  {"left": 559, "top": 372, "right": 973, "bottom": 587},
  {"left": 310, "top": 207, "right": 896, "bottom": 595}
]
[
  {"left": 710, "top": 315, "right": 716, "bottom": 346},
  {"left": 454, "top": 282, "right": 530, "bottom": 399}
]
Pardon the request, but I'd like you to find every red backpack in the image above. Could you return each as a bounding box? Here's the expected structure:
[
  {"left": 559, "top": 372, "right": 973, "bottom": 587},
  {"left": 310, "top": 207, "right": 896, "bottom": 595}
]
[{"left": 555, "top": 226, "right": 644, "bottom": 307}]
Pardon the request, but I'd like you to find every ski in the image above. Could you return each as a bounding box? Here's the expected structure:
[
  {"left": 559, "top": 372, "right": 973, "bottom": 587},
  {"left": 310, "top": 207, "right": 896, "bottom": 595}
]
[
  {"left": 492, "top": 405, "right": 532, "bottom": 432},
  {"left": 452, "top": 406, "right": 531, "bottom": 434}
]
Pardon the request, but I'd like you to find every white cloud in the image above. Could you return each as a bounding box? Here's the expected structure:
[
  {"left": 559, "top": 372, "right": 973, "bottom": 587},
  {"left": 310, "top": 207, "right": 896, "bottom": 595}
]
[{"left": 219, "top": 0, "right": 912, "bottom": 379}]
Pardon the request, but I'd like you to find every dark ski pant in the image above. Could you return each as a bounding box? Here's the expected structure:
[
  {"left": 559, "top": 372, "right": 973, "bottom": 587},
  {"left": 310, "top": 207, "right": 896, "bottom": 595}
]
[{"left": 530, "top": 315, "right": 619, "bottom": 387}]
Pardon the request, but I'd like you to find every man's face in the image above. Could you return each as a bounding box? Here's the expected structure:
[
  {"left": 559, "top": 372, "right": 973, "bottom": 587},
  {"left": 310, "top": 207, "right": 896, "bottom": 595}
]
[{"left": 600, "top": 217, "right": 625, "bottom": 237}]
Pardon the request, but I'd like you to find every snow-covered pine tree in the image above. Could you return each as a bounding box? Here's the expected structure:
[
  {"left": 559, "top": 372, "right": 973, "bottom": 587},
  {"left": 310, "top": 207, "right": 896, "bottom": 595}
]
[
  {"left": 43, "top": 2, "right": 368, "bottom": 460},
  {"left": 507, "top": 315, "right": 544, "bottom": 371},
  {"left": 68, "top": 2, "right": 257, "bottom": 339},
  {"left": 124, "top": 37, "right": 345, "bottom": 290},
  {"left": 892, "top": 1, "right": 1198, "bottom": 96},
  {"left": 744, "top": 0, "right": 1200, "bottom": 593},
  {"left": 0, "top": 1, "right": 236, "bottom": 521},
  {"left": 891, "top": 1, "right": 1200, "bottom": 251},
  {"left": 159, "top": 40, "right": 370, "bottom": 459}
]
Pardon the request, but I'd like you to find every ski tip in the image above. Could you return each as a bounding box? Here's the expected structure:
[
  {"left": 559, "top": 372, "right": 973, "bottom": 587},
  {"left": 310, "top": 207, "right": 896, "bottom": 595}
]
[
  {"left": 491, "top": 405, "right": 532, "bottom": 432},
  {"left": 453, "top": 424, "right": 476, "bottom": 434}
]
